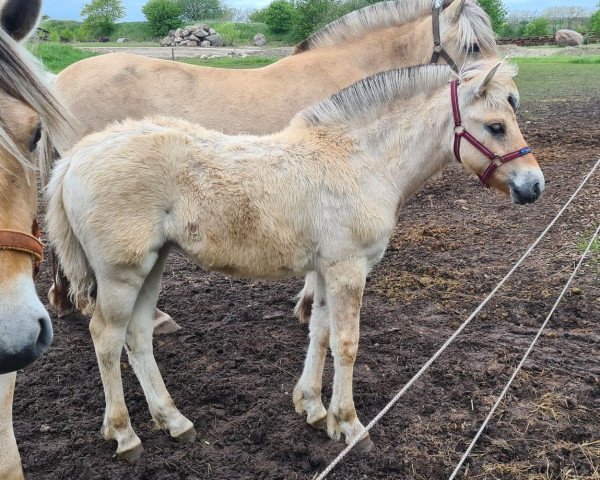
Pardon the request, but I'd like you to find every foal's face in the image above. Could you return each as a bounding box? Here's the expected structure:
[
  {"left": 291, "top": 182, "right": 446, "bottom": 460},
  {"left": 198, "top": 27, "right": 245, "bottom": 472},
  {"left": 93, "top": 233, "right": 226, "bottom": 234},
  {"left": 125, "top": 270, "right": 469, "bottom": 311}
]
[
  {"left": 459, "top": 74, "right": 544, "bottom": 205},
  {"left": 0, "top": 93, "right": 52, "bottom": 374}
]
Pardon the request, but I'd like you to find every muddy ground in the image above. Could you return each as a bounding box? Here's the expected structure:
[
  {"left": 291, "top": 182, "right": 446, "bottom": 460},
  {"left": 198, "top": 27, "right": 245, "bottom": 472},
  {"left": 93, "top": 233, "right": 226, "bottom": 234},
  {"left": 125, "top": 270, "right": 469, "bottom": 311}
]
[{"left": 13, "top": 73, "right": 600, "bottom": 479}]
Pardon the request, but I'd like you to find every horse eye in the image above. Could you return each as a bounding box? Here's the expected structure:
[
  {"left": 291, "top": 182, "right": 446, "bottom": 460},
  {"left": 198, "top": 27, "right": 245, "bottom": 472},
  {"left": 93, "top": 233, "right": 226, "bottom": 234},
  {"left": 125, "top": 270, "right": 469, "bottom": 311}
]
[
  {"left": 465, "top": 43, "right": 480, "bottom": 54},
  {"left": 486, "top": 123, "right": 505, "bottom": 135},
  {"left": 29, "top": 124, "right": 42, "bottom": 152}
]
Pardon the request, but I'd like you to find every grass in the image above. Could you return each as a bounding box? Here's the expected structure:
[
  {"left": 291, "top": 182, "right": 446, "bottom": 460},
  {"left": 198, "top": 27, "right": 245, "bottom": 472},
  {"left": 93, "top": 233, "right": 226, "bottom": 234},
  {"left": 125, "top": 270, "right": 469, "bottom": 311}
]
[
  {"left": 511, "top": 56, "right": 600, "bottom": 104},
  {"left": 27, "top": 42, "right": 98, "bottom": 73},
  {"left": 180, "top": 56, "right": 276, "bottom": 68},
  {"left": 576, "top": 229, "right": 600, "bottom": 262}
]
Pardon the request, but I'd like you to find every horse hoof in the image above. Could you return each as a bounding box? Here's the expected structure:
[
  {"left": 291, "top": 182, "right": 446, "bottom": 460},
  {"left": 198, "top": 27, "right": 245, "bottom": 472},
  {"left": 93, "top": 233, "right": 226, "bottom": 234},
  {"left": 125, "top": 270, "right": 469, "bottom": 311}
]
[
  {"left": 119, "top": 443, "right": 144, "bottom": 462},
  {"left": 175, "top": 426, "right": 197, "bottom": 443},
  {"left": 308, "top": 415, "right": 327, "bottom": 430},
  {"left": 354, "top": 434, "right": 375, "bottom": 453},
  {"left": 153, "top": 317, "right": 182, "bottom": 335}
]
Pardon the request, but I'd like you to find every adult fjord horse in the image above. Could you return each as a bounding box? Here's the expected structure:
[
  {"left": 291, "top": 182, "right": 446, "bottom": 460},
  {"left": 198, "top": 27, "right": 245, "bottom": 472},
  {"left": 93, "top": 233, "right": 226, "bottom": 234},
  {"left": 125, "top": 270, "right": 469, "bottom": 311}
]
[
  {"left": 46, "top": 0, "right": 499, "bottom": 327},
  {"left": 0, "top": 0, "right": 72, "bottom": 477},
  {"left": 47, "top": 60, "right": 544, "bottom": 459}
]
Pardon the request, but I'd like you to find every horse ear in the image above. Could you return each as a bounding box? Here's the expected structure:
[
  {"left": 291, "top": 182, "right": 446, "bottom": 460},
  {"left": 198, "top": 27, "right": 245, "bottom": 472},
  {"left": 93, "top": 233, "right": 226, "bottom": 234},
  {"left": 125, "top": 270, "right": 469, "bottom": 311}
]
[
  {"left": 476, "top": 62, "right": 502, "bottom": 96},
  {"left": 443, "top": 0, "right": 467, "bottom": 23},
  {"left": 1, "top": 0, "right": 42, "bottom": 42}
]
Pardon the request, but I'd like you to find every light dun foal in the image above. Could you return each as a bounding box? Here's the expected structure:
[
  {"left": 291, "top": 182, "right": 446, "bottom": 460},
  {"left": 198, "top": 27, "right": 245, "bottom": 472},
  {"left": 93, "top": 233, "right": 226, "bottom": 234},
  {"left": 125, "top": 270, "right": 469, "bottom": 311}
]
[
  {"left": 46, "top": 0, "right": 499, "bottom": 327},
  {"left": 47, "top": 61, "right": 544, "bottom": 459}
]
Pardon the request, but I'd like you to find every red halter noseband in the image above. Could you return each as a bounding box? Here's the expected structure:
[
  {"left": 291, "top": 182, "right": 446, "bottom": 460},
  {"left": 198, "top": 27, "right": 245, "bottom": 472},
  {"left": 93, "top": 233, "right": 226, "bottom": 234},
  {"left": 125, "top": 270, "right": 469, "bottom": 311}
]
[{"left": 450, "top": 79, "right": 532, "bottom": 187}]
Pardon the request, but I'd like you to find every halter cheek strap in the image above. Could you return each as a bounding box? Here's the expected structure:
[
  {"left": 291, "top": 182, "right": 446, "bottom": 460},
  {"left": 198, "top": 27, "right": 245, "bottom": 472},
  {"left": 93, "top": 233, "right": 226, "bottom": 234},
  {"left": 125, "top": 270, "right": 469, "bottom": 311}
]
[
  {"left": 431, "top": 6, "right": 459, "bottom": 72},
  {"left": 450, "top": 79, "right": 532, "bottom": 187},
  {"left": 0, "top": 219, "right": 44, "bottom": 277}
]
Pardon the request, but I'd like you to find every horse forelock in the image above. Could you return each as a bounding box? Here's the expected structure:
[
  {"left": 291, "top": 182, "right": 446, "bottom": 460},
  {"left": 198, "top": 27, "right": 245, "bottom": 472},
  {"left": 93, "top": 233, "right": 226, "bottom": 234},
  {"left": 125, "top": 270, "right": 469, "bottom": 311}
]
[
  {"left": 292, "top": 0, "right": 497, "bottom": 56},
  {"left": 0, "top": 27, "right": 72, "bottom": 180}
]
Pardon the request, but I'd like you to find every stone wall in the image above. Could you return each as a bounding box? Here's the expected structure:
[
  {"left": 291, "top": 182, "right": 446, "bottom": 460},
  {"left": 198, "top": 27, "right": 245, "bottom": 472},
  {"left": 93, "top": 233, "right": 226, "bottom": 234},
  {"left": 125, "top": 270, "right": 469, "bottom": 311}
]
[{"left": 160, "top": 25, "right": 223, "bottom": 47}]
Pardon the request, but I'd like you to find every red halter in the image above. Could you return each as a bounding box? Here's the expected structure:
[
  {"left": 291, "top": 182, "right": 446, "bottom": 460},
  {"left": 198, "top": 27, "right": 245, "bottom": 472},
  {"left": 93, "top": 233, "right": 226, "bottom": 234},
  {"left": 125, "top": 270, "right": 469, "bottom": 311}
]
[
  {"left": 450, "top": 79, "right": 532, "bottom": 187},
  {"left": 0, "top": 219, "right": 44, "bottom": 277}
]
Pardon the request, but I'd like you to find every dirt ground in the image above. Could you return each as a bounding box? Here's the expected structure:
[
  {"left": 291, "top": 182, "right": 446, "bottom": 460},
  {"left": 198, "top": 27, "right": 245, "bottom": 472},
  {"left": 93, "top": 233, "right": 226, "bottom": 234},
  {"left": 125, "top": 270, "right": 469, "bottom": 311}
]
[{"left": 13, "top": 68, "right": 600, "bottom": 479}]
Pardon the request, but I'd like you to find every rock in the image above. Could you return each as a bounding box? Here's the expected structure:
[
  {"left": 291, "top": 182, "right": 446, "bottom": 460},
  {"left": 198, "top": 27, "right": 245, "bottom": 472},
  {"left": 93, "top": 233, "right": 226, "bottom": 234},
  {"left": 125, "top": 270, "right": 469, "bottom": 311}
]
[
  {"left": 208, "top": 28, "right": 216, "bottom": 34},
  {"left": 174, "top": 36, "right": 182, "bottom": 43},
  {"left": 175, "top": 28, "right": 182, "bottom": 37},
  {"left": 160, "top": 36, "right": 173, "bottom": 46},
  {"left": 200, "top": 24, "right": 210, "bottom": 31},
  {"left": 200, "top": 40, "right": 211, "bottom": 47},
  {"left": 253, "top": 33, "right": 266, "bottom": 46},
  {"left": 179, "top": 40, "right": 189, "bottom": 46},
  {"left": 195, "top": 28, "right": 208, "bottom": 38},
  {"left": 555, "top": 29, "right": 583, "bottom": 46},
  {"left": 116, "top": 37, "right": 128, "bottom": 43},
  {"left": 189, "top": 34, "right": 200, "bottom": 42},
  {"left": 168, "top": 29, "right": 175, "bottom": 36},
  {"left": 40, "top": 424, "right": 51, "bottom": 433},
  {"left": 182, "top": 29, "right": 190, "bottom": 37},
  {"left": 205, "top": 34, "right": 223, "bottom": 47},
  {"left": 186, "top": 40, "right": 198, "bottom": 47}
]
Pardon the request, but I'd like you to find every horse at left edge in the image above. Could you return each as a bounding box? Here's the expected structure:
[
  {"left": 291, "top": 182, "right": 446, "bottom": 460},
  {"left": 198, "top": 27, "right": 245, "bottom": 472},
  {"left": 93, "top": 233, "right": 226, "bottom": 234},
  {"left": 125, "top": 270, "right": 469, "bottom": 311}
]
[{"left": 0, "top": 0, "right": 72, "bottom": 477}]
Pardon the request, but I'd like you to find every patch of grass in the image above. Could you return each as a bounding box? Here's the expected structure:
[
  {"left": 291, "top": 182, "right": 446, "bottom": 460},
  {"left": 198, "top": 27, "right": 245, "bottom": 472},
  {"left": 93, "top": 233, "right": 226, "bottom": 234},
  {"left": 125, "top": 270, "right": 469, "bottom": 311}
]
[
  {"left": 512, "top": 58, "right": 600, "bottom": 104},
  {"left": 27, "top": 42, "right": 98, "bottom": 73},
  {"left": 576, "top": 229, "right": 600, "bottom": 261},
  {"left": 181, "top": 56, "right": 276, "bottom": 69},
  {"left": 113, "top": 21, "right": 154, "bottom": 42}
]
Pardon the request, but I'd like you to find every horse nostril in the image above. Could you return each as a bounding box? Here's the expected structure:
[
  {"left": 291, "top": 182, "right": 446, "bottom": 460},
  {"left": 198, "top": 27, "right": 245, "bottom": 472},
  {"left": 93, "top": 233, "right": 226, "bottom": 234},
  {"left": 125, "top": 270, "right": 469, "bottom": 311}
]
[
  {"left": 533, "top": 182, "right": 541, "bottom": 196},
  {"left": 35, "top": 316, "right": 53, "bottom": 355}
]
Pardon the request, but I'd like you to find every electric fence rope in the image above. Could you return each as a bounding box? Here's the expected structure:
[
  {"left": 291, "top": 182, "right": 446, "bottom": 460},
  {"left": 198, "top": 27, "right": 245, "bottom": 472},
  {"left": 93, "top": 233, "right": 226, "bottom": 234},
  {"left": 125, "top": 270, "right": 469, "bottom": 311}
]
[
  {"left": 449, "top": 222, "right": 600, "bottom": 479},
  {"left": 313, "top": 157, "right": 600, "bottom": 480}
]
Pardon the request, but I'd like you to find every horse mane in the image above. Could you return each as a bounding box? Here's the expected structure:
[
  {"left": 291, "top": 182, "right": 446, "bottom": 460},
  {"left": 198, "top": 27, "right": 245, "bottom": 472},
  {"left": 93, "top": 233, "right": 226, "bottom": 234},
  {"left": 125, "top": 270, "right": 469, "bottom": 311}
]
[
  {"left": 293, "top": 0, "right": 497, "bottom": 58},
  {"left": 300, "top": 60, "right": 515, "bottom": 127},
  {"left": 0, "top": 27, "right": 72, "bottom": 178}
]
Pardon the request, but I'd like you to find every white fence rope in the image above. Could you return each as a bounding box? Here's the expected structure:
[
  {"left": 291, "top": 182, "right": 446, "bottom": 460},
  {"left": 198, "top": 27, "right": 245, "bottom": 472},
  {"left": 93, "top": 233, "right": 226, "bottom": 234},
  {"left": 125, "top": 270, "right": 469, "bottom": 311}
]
[
  {"left": 449, "top": 222, "right": 600, "bottom": 479},
  {"left": 314, "top": 157, "right": 600, "bottom": 480}
]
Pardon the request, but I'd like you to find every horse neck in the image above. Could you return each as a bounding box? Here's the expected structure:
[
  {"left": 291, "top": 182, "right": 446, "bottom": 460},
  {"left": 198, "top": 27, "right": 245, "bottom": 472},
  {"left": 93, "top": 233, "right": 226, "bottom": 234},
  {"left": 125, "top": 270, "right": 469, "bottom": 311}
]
[
  {"left": 350, "top": 87, "right": 453, "bottom": 200},
  {"left": 313, "top": 16, "right": 433, "bottom": 80}
]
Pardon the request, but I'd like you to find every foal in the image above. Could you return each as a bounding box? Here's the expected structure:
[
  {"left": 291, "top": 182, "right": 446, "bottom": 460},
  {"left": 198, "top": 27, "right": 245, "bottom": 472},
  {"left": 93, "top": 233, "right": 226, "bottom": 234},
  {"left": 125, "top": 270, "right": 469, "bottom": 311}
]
[{"left": 47, "top": 61, "right": 544, "bottom": 459}]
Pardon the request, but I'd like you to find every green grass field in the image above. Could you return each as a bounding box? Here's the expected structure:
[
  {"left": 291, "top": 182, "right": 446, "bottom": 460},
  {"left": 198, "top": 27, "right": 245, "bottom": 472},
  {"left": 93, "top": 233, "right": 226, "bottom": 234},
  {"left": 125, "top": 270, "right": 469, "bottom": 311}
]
[
  {"left": 180, "top": 56, "right": 276, "bottom": 68},
  {"left": 28, "top": 42, "right": 98, "bottom": 73}
]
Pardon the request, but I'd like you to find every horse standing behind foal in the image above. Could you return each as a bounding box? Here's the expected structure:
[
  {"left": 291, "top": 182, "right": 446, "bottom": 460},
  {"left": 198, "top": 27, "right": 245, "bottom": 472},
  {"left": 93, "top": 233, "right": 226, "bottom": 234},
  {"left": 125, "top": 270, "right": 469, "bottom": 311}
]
[
  {"left": 0, "top": 0, "right": 72, "bottom": 477},
  {"left": 47, "top": 60, "right": 544, "bottom": 460},
  {"left": 46, "top": 0, "right": 499, "bottom": 327}
]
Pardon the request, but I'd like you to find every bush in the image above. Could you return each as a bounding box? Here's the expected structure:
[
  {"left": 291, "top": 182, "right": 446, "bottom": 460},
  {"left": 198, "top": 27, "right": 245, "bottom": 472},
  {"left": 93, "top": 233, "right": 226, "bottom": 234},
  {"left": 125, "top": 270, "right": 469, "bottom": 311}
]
[
  {"left": 522, "top": 17, "right": 550, "bottom": 36},
  {"left": 59, "top": 28, "right": 75, "bottom": 42},
  {"left": 217, "top": 22, "right": 242, "bottom": 45},
  {"left": 179, "top": 0, "right": 225, "bottom": 21},
  {"left": 49, "top": 30, "right": 60, "bottom": 42},
  {"left": 143, "top": 0, "right": 183, "bottom": 37},
  {"left": 249, "top": 8, "right": 267, "bottom": 23},
  {"left": 263, "top": 0, "right": 296, "bottom": 34}
]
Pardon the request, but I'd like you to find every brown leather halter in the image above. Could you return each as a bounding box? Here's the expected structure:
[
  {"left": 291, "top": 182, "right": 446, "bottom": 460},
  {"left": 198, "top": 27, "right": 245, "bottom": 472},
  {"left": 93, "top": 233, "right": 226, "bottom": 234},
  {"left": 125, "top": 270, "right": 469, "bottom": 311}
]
[
  {"left": 430, "top": 5, "right": 459, "bottom": 72},
  {"left": 0, "top": 219, "right": 44, "bottom": 277},
  {"left": 450, "top": 79, "right": 532, "bottom": 187}
]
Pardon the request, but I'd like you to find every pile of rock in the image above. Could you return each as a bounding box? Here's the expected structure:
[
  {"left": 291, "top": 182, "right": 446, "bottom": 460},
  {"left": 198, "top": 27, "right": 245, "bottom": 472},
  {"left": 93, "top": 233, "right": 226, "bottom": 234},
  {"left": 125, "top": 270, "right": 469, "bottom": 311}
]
[{"left": 160, "top": 25, "right": 223, "bottom": 47}]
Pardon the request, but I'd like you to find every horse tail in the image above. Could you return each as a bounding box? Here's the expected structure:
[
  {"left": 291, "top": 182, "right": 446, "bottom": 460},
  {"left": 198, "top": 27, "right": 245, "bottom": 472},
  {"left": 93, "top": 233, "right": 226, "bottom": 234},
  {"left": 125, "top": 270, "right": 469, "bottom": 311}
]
[{"left": 46, "top": 157, "right": 96, "bottom": 315}]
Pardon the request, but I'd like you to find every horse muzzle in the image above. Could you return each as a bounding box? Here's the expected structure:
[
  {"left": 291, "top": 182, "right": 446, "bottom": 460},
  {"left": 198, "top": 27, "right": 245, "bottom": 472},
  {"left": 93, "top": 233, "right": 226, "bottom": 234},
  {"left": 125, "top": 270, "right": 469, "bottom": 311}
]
[
  {"left": 0, "top": 275, "right": 53, "bottom": 374},
  {"left": 508, "top": 169, "right": 545, "bottom": 205}
]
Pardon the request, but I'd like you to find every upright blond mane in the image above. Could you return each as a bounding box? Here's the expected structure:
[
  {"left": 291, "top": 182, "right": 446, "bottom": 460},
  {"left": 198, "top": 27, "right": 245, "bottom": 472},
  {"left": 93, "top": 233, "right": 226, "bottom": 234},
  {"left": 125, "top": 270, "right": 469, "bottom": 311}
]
[
  {"left": 300, "top": 60, "right": 516, "bottom": 127},
  {"left": 293, "top": 0, "right": 497, "bottom": 57}
]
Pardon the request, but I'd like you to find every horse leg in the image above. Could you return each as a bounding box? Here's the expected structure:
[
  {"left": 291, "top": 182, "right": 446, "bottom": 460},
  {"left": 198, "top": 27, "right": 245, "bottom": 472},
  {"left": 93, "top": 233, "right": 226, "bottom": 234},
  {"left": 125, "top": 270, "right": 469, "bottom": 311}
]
[
  {"left": 294, "top": 272, "right": 315, "bottom": 324},
  {"left": 323, "top": 260, "right": 373, "bottom": 451},
  {"left": 0, "top": 373, "right": 24, "bottom": 480},
  {"left": 293, "top": 271, "right": 328, "bottom": 427},
  {"left": 89, "top": 277, "right": 143, "bottom": 461},
  {"left": 125, "top": 250, "right": 195, "bottom": 442}
]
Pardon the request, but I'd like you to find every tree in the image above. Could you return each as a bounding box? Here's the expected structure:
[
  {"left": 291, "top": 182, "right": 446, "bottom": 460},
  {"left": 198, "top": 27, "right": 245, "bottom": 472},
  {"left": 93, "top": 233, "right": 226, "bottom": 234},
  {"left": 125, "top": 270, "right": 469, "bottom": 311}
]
[
  {"left": 178, "top": 0, "right": 224, "bottom": 21},
  {"left": 81, "top": 0, "right": 125, "bottom": 38},
  {"left": 477, "top": 0, "right": 507, "bottom": 33},
  {"left": 264, "top": 0, "right": 296, "bottom": 33},
  {"left": 292, "top": 0, "right": 332, "bottom": 41},
  {"left": 522, "top": 17, "right": 550, "bottom": 36},
  {"left": 591, "top": 2, "right": 600, "bottom": 35},
  {"left": 143, "top": 0, "right": 183, "bottom": 37}
]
